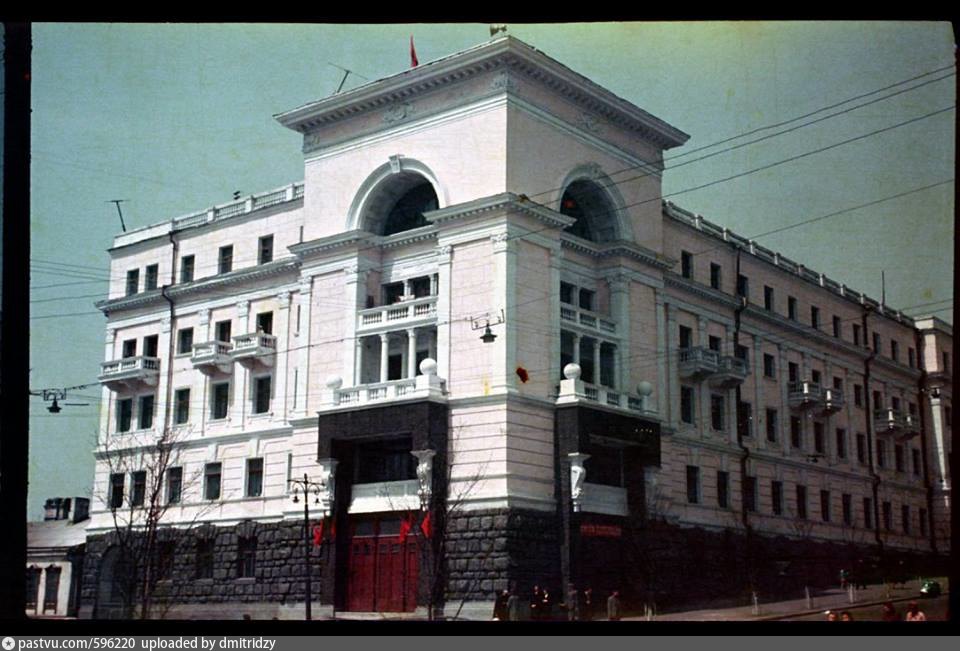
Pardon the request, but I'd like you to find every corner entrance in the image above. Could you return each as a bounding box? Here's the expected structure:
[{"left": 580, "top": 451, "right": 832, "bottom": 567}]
[{"left": 346, "top": 515, "right": 419, "bottom": 612}]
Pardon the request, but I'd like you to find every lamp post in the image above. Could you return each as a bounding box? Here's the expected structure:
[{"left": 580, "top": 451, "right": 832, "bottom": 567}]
[{"left": 289, "top": 468, "right": 334, "bottom": 621}]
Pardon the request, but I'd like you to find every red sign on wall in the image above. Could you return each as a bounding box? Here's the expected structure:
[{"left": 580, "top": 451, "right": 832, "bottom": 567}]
[{"left": 580, "top": 523, "right": 622, "bottom": 538}]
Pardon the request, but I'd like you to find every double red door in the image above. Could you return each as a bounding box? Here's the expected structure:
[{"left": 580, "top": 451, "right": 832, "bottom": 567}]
[{"left": 346, "top": 516, "right": 419, "bottom": 612}]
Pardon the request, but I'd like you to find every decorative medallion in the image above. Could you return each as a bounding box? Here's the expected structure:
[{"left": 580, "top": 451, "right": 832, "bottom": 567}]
[
  {"left": 490, "top": 70, "right": 516, "bottom": 92},
  {"left": 576, "top": 111, "right": 604, "bottom": 135},
  {"left": 383, "top": 101, "right": 415, "bottom": 124}
]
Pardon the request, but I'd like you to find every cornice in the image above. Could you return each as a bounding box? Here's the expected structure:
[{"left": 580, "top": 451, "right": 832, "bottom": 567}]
[
  {"left": 664, "top": 273, "right": 739, "bottom": 309},
  {"left": 425, "top": 192, "right": 575, "bottom": 231},
  {"left": 742, "top": 303, "right": 871, "bottom": 362},
  {"left": 562, "top": 236, "right": 674, "bottom": 271},
  {"left": 288, "top": 230, "right": 380, "bottom": 259}
]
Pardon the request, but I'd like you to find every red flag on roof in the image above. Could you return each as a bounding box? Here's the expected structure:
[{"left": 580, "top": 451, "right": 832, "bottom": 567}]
[
  {"left": 420, "top": 510, "right": 432, "bottom": 539},
  {"left": 312, "top": 521, "right": 324, "bottom": 547},
  {"left": 410, "top": 36, "right": 419, "bottom": 68}
]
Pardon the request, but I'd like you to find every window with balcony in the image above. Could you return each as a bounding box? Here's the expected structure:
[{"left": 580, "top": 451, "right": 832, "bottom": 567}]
[
  {"left": 766, "top": 408, "right": 778, "bottom": 443},
  {"left": 710, "top": 263, "right": 721, "bottom": 290},
  {"left": 856, "top": 433, "right": 866, "bottom": 464},
  {"left": 872, "top": 332, "right": 881, "bottom": 353},
  {"left": 686, "top": 466, "right": 700, "bottom": 504},
  {"left": 211, "top": 382, "right": 230, "bottom": 420},
  {"left": 790, "top": 416, "right": 802, "bottom": 449},
  {"left": 854, "top": 384, "right": 863, "bottom": 407},
  {"left": 215, "top": 320, "right": 232, "bottom": 343},
  {"left": 796, "top": 485, "right": 807, "bottom": 519},
  {"left": 763, "top": 353, "right": 776, "bottom": 378},
  {"left": 174, "top": 388, "right": 190, "bottom": 425},
  {"left": 126, "top": 269, "right": 139, "bottom": 296},
  {"left": 122, "top": 339, "right": 137, "bottom": 359},
  {"left": 863, "top": 497, "right": 874, "bottom": 529},
  {"left": 736, "top": 274, "right": 749, "bottom": 299},
  {"left": 908, "top": 347, "right": 916, "bottom": 368},
  {"left": 560, "top": 282, "right": 575, "bottom": 305},
  {"left": 811, "top": 369, "right": 822, "bottom": 385},
  {"left": 180, "top": 255, "right": 195, "bottom": 283},
  {"left": 890, "top": 340, "right": 899, "bottom": 363},
  {"left": 218, "top": 245, "right": 233, "bottom": 274},
  {"left": 138, "top": 395, "right": 155, "bottom": 430},
  {"left": 891, "top": 396, "right": 901, "bottom": 411},
  {"left": 764, "top": 285, "right": 774, "bottom": 311},
  {"left": 109, "top": 473, "right": 125, "bottom": 509},
  {"left": 678, "top": 325, "right": 692, "bottom": 350},
  {"left": 196, "top": 539, "right": 214, "bottom": 580},
  {"left": 131, "top": 470, "right": 146, "bottom": 507},
  {"left": 578, "top": 288, "right": 595, "bottom": 311},
  {"left": 253, "top": 376, "right": 272, "bottom": 415},
  {"left": 166, "top": 467, "right": 182, "bottom": 505},
  {"left": 842, "top": 494, "right": 853, "bottom": 526},
  {"left": 383, "top": 282, "right": 405, "bottom": 305},
  {"left": 877, "top": 440, "right": 886, "bottom": 468},
  {"left": 772, "top": 480, "right": 783, "bottom": 515},
  {"left": 410, "top": 276, "right": 431, "bottom": 298},
  {"left": 237, "top": 536, "right": 257, "bottom": 579},
  {"left": 717, "top": 471, "right": 729, "bottom": 509},
  {"left": 680, "top": 386, "right": 694, "bottom": 425},
  {"left": 355, "top": 437, "right": 416, "bottom": 483},
  {"left": 810, "top": 306, "right": 820, "bottom": 329},
  {"left": 144, "top": 335, "right": 159, "bottom": 358},
  {"left": 788, "top": 362, "right": 799, "bottom": 384},
  {"left": 258, "top": 235, "right": 274, "bottom": 265},
  {"left": 117, "top": 398, "right": 133, "bottom": 433},
  {"left": 256, "top": 311, "right": 273, "bottom": 335},
  {"left": 836, "top": 428, "right": 847, "bottom": 460},
  {"left": 204, "top": 463, "right": 222, "bottom": 500},
  {"left": 833, "top": 315, "right": 841, "bottom": 338},
  {"left": 873, "top": 391, "right": 883, "bottom": 410},
  {"left": 246, "top": 458, "right": 264, "bottom": 498},
  {"left": 708, "top": 336, "right": 721, "bottom": 353},
  {"left": 882, "top": 501, "right": 893, "bottom": 531},
  {"left": 820, "top": 489, "right": 831, "bottom": 522},
  {"left": 144, "top": 264, "right": 159, "bottom": 291},
  {"left": 912, "top": 448, "right": 921, "bottom": 476},
  {"left": 813, "top": 422, "right": 825, "bottom": 455},
  {"left": 787, "top": 296, "right": 797, "bottom": 320},
  {"left": 735, "top": 345, "right": 749, "bottom": 364},
  {"left": 738, "top": 401, "right": 752, "bottom": 438},
  {"left": 681, "top": 251, "right": 693, "bottom": 279},
  {"left": 711, "top": 394, "right": 725, "bottom": 431},
  {"left": 177, "top": 327, "right": 194, "bottom": 355},
  {"left": 853, "top": 324, "right": 861, "bottom": 346},
  {"left": 744, "top": 476, "right": 757, "bottom": 512}
]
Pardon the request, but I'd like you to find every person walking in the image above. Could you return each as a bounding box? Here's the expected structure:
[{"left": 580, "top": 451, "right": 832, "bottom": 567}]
[
  {"left": 530, "top": 585, "right": 542, "bottom": 621},
  {"left": 581, "top": 588, "right": 594, "bottom": 622},
  {"left": 905, "top": 601, "right": 927, "bottom": 621},
  {"left": 565, "top": 583, "right": 580, "bottom": 621},
  {"left": 880, "top": 601, "right": 900, "bottom": 622},
  {"left": 507, "top": 586, "right": 522, "bottom": 622},
  {"left": 492, "top": 589, "right": 509, "bottom": 621},
  {"left": 607, "top": 590, "right": 622, "bottom": 621}
]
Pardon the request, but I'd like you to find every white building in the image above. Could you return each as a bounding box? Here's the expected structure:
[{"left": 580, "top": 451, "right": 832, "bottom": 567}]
[{"left": 81, "top": 36, "right": 950, "bottom": 619}]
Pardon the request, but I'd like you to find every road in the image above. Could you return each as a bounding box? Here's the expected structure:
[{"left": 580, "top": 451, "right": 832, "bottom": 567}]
[{"left": 782, "top": 593, "right": 949, "bottom": 621}]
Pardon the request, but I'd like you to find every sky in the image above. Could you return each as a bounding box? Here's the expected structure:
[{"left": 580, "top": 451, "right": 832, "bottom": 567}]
[{"left": 28, "top": 22, "right": 955, "bottom": 520}]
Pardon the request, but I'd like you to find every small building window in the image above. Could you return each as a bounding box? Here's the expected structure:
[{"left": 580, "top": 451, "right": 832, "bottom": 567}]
[
  {"left": 215, "top": 320, "right": 232, "bottom": 343},
  {"left": 109, "top": 473, "right": 125, "bottom": 509},
  {"left": 863, "top": 497, "right": 874, "bottom": 529},
  {"left": 710, "top": 394, "right": 725, "bottom": 431},
  {"left": 122, "top": 339, "right": 137, "bottom": 359},
  {"left": 180, "top": 255, "right": 195, "bottom": 283},
  {"left": 246, "top": 458, "right": 264, "bottom": 498},
  {"left": 211, "top": 382, "right": 230, "bottom": 420},
  {"left": 166, "top": 467, "right": 183, "bottom": 505},
  {"left": 764, "top": 285, "right": 774, "bottom": 311},
  {"left": 686, "top": 466, "right": 700, "bottom": 504},
  {"left": 218, "top": 245, "right": 234, "bottom": 274},
  {"left": 737, "top": 401, "right": 752, "bottom": 438},
  {"left": 143, "top": 334, "right": 159, "bottom": 358},
  {"left": 708, "top": 336, "right": 722, "bottom": 353},
  {"left": 901, "top": 504, "right": 910, "bottom": 535},
  {"left": 43, "top": 566, "right": 61, "bottom": 614},
  {"left": 790, "top": 416, "right": 802, "bottom": 449},
  {"left": 174, "top": 388, "right": 190, "bottom": 425},
  {"left": 771, "top": 481, "right": 783, "bottom": 516},
  {"left": 820, "top": 489, "right": 831, "bottom": 522},
  {"left": 842, "top": 494, "right": 853, "bottom": 526},
  {"left": 856, "top": 433, "right": 867, "bottom": 464},
  {"left": 895, "top": 444, "right": 905, "bottom": 472},
  {"left": 117, "top": 398, "right": 133, "bottom": 433},
  {"left": 131, "top": 470, "right": 146, "bottom": 507},
  {"left": 810, "top": 306, "right": 820, "bottom": 329},
  {"left": 788, "top": 362, "right": 799, "bottom": 384},
  {"left": 177, "top": 327, "right": 194, "bottom": 355},
  {"left": 716, "top": 471, "right": 729, "bottom": 509},
  {"left": 813, "top": 422, "right": 825, "bottom": 454},
  {"left": 919, "top": 508, "right": 928, "bottom": 536},
  {"left": 872, "top": 332, "right": 881, "bottom": 353},
  {"left": 144, "top": 264, "right": 159, "bottom": 291},
  {"left": 787, "top": 296, "right": 797, "bottom": 321},
  {"left": 763, "top": 353, "right": 776, "bottom": 378},
  {"left": 766, "top": 408, "right": 778, "bottom": 443},
  {"left": 578, "top": 288, "right": 594, "bottom": 311},
  {"left": 354, "top": 437, "right": 416, "bottom": 483},
  {"left": 796, "top": 485, "right": 807, "bottom": 519},
  {"left": 710, "top": 263, "right": 721, "bottom": 290},
  {"left": 681, "top": 251, "right": 693, "bottom": 279},
  {"left": 852, "top": 323, "right": 861, "bottom": 346},
  {"left": 678, "top": 325, "right": 692, "bottom": 350},
  {"left": 204, "top": 463, "right": 222, "bottom": 500},
  {"left": 138, "top": 395, "right": 155, "bottom": 430},
  {"left": 156, "top": 541, "right": 177, "bottom": 581},
  {"left": 125, "top": 269, "right": 139, "bottom": 296},
  {"left": 854, "top": 384, "right": 863, "bottom": 407},
  {"left": 743, "top": 476, "right": 757, "bottom": 512},
  {"left": 890, "top": 340, "right": 899, "bottom": 363},
  {"left": 26, "top": 567, "right": 41, "bottom": 611},
  {"left": 736, "top": 274, "right": 749, "bottom": 299},
  {"left": 877, "top": 440, "right": 886, "bottom": 468},
  {"left": 912, "top": 448, "right": 921, "bottom": 476},
  {"left": 256, "top": 311, "right": 273, "bottom": 335},
  {"left": 735, "top": 345, "right": 749, "bottom": 364},
  {"left": 258, "top": 235, "right": 274, "bottom": 265},
  {"left": 836, "top": 428, "right": 847, "bottom": 460},
  {"left": 680, "top": 386, "right": 695, "bottom": 425},
  {"left": 253, "top": 376, "right": 272, "bottom": 414},
  {"left": 559, "top": 282, "right": 575, "bottom": 305},
  {"left": 237, "top": 537, "right": 257, "bottom": 579},
  {"left": 833, "top": 315, "right": 842, "bottom": 338},
  {"left": 908, "top": 347, "right": 916, "bottom": 368},
  {"left": 882, "top": 501, "right": 892, "bottom": 531}
]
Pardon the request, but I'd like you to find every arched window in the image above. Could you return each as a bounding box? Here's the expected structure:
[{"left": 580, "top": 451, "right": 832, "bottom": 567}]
[
  {"left": 559, "top": 179, "right": 620, "bottom": 243},
  {"left": 383, "top": 181, "right": 438, "bottom": 236},
  {"left": 358, "top": 172, "right": 440, "bottom": 236}
]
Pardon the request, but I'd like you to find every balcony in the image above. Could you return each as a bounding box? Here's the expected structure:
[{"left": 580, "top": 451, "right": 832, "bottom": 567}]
[
  {"left": 678, "top": 347, "right": 720, "bottom": 380},
  {"left": 230, "top": 333, "right": 277, "bottom": 367},
  {"left": 357, "top": 296, "right": 437, "bottom": 334},
  {"left": 326, "top": 361, "right": 447, "bottom": 408},
  {"left": 559, "top": 303, "right": 617, "bottom": 335},
  {"left": 99, "top": 356, "right": 160, "bottom": 389},
  {"left": 821, "top": 387, "right": 845, "bottom": 414},
  {"left": 191, "top": 341, "right": 233, "bottom": 374},
  {"left": 556, "top": 368, "right": 658, "bottom": 420},
  {"left": 788, "top": 381, "right": 825, "bottom": 410},
  {"left": 709, "top": 356, "right": 749, "bottom": 388},
  {"left": 874, "top": 408, "right": 905, "bottom": 435}
]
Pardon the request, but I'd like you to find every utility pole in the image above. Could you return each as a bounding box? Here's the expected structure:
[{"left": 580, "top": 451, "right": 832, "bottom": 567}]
[{"left": 108, "top": 199, "right": 128, "bottom": 232}]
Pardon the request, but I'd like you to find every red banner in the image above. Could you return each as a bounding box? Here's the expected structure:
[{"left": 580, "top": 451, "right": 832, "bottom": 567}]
[{"left": 579, "top": 523, "right": 622, "bottom": 538}]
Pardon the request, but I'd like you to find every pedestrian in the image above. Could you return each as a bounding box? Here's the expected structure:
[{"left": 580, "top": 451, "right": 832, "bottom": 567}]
[
  {"left": 565, "top": 583, "right": 580, "bottom": 621},
  {"left": 880, "top": 601, "right": 900, "bottom": 622},
  {"left": 540, "top": 586, "right": 554, "bottom": 621},
  {"left": 582, "top": 588, "right": 594, "bottom": 622},
  {"left": 492, "top": 588, "right": 509, "bottom": 621},
  {"left": 839, "top": 568, "right": 849, "bottom": 589},
  {"left": 825, "top": 610, "right": 838, "bottom": 622},
  {"left": 530, "top": 585, "right": 542, "bottom": 621},
  {"left": 905, "top": 601, "right": 927, "bottom": 622},
  {"left": 840, "top": 611, "right": 854, "bottom": 622},
  {"left": 507, "top": 586, "right": 522, "bottom": 622},
  {"left": 607, "top": 590, "right": 622, "bottom": 621}
]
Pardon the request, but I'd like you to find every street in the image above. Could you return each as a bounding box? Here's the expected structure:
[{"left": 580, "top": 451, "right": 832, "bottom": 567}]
[{"left": 782, "top": 593, "right": 949, "bottom": 621}]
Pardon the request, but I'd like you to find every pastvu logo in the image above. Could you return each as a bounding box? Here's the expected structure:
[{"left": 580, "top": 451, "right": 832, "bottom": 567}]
[{"left": 2, "top": 637, "right": 16, "bottom": 650}]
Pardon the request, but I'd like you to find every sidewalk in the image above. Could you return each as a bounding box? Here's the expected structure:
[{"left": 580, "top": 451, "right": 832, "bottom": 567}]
[{"left": 626, "top": 578, "right": 948, "bottom": 621}]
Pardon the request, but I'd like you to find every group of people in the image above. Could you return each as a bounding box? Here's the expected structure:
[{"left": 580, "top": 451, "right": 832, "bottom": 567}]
[
  {"left": 492, "top": 584, "right": 622, "bottom": 621},
  {"left": 826, "top": 601, "right": 927, "bottom": 622}
]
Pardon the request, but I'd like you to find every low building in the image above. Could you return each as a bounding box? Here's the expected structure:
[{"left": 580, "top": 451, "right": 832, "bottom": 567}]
[{"left": 27, "top": 497, "right": 89, "bottom": 618}]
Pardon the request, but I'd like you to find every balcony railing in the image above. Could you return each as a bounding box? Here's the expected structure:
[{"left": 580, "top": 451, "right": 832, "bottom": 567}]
[
  {"left": 99, "top": 356, "right": 161, "bottom": 388},
  {"left": 333, "top": 377, "right": 443, "bottom": 406},
  {"left": 563, "top": 381, "right": 657, "bottom": 418},
  {"left": 788, "top": 381, "right": 825, "bottom": 410},
  {"left": 191, "top": 341, "right": 233, "bottom": 374},
  {"left": 822, "top": 387, "right": 845, "bottom": 413},
  {"left": 678, "top": 347, "right": 720, "bottom": 379},
  {"left": 230, "top": 333, "right": 277, "bottom": 366},
  {"left": 874, "top": 408, "right": 904, "bottom": 435},
  {"left": 560, "top": 303, "right": 617, "bottom": 334},
  {"left": 357, "top": 296, "right": 437, "bottom": 333},
  {"left": 709, "top": 356, "right": 749, "bottom": 388}
]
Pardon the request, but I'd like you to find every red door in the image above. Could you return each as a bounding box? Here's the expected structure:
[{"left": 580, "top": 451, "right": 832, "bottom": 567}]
[
  {"left": 346, "top": 516, "right": 419, "bottom": 612},
  {"left": 346, "top": 521, "right": 376, "bottom": 612}
]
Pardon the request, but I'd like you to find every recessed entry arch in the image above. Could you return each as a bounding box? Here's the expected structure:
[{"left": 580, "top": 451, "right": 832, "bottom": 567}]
[
  {"left": 556, "top": 164, "right": 631, "bottom": 244},
  {"left": 346, "top": 157, "right": 447, "bottom": 236}
]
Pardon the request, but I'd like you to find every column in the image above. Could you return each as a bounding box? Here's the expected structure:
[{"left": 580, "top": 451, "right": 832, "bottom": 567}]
[
  {"left": 779, "top": 344, "right": 790, "bottom": 455},
  {"left": 608, "top": 273, "right": 630, "bottom": 392},
  {"left": 354, "top": 337, "right": 365, "bottom": 385},
  {"left": 611, "top": 345, "right": 620, "bottom": 390},
  {"left": 430, "top": 273, "right": 438, "bottom": 297},
  {"left": 379, "top": 333, "right": 390, "bottom": 383},
  {"left": 660, "top": 294, "right": 675, "bottom": 426},
  {"left": 572, "top": 333, "right": 581, "bottom": 365},
  {"left": 435, "top": 245, "right": 452, "bottom": 379},
  {"left": 233, "top": 300, "right": 250, "bottom": 427},
  {"left": 407, "top": 328, "right": 418, "bottom": 378},
  {"left": 429, "top": 329, "right": 437, "bottom": 361},
  {"left": 342, "top": 264, "right": 367, "bottom": 383},
  {"left": 549, "top": 244, "right": 563, "bottom": 391},
  {"left": 155, "top": 316, "right": 172, "bottom": 432},
  {"left": 592, "top": 338, "right": 602, "bottom": 387},
  {"left": 753, "top": 335, "right": 764, "bottom": 449},
  {"left": 698, "top": 316, "right": 710, "bottom": 436},
  {"left": 490, "top": 231, "right": 516, "bottom": 393},
  {"left": 296, "top": 277, "right": 313, "bottom": 416},
  {"left": 274, "top": 291, "right": 292, "bottom": 420},
  {"left": 101, "top": 328, "right": 117, "bottom": 442},
  {"left": 199, "top": 308, "right": 211, "bottom": 343}
]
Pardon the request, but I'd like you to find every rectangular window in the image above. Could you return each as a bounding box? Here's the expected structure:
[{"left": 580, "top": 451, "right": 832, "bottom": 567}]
[
  {"left": 218, "top": 245, "right": 233, "bottom": 274},
  {"left": 143, "top": 335, "right": 159, "bottom": 358},
  {"left": 716, "top": 471, "right": 729, "bottom": 509},
  {"left": 125, "top": 269, "right": 140, "bottom": 296},
  {"left": 195, "top": 539, "right": 214, "bottom": 580},
  {"left": 763, "top": 353, "right": 776, "bottom": 378},
  {"left": 912, "top": 448, "right": 921, "bottom": 476},
  {"left": 744, "top": 476, "right": 757, "bottom": 513},
  {"left": 811, "top": 369, "right": 822, "bottom": 385},
  {"left": 882, "top": 501, "right": 892, "bottom": 531},
  {"left": 738, "top": 401, "right": 752, "bottom": 438},
  {"left": 874, "top": 391, "right": 884, "bottom": 410},
  {"left": 854, "top": 384, "right": 863, "bottom": 407},
  {"left": 109, "top": 473, "right": 125, "bottom": 509},
  {"left": 117, "top": 398, "right": 133, "bottom": 433},
  {"left": 788, "top": 296, "right": 797, "bottom": 320},
  {"left": 204, "top": 463, "right": 222, "bottom": 500},
  {"left": 820, "top": 489, "right": 831, "bottom": 522},
  {"left": 215, "top": 320, "right": 232, "bottom": 343},
  {"left": 908, "top": 347, "right": 916, "bottom": 368},
  {"left": 122, "top": 339, "right": 137, "bottom": 358},
  {"left": 842, "top": 494, "right": 853, "bottom": 526},
  {"left": 766, "top": 408, "right": 778, "bottom": 443},
  {"left": 166, "top": 467, "right": 182, "bottom": 505},
  {"left": 211, "top": 382, "right": 230, "bottom": 420},
  {"left": 559, "top": 282, "right": 575, "bottom": 305},
  {"left": 710, "top": 263, "right": 721, "bottom": 290},
  {"left": 890, "top": 340, "right": 899, "bottom": 363},
  {"left": 680, "top": 386, "right": 695, "bottom": 425},
  {"left": 711, "top": 394, "right": 725, "bottom": 431},
  {"left": 708, "top": 336, "right": 722, "bottom": 352},
  {"left": 772, "top": 481, "right": 783, "bottom": 516},
  {"left": 26, "top": 568, "right": 40, "bottom": 610},
  {"left": 895, "top": 444, "right": 905, "bottom": 472},
  {"left": 856, "top": 433, "right": 867, "bottom": 464},
  {"left": 253, "top": 376, "right": 272, "bottom": 414},
  {"left": 813, "top": 422, "right": 825, "bottom": 455},
  {"left": 810, "top": 306, "right": 820, "bottom": 329},
  {"left": 836, "top": 428, "right": 847, "bottom": 460},
  {"left": 877, "top": 440, "right": 886, "bottom": 468},
  {"left": 256, "top": 311, "right": 273, "bottom": 335},
  {"left": 764, "top": 285, "right": 774, "bottom": 311},
  {"left": 833, "top": 315, "right": 842, "bottom": 338},
  {"left": 788, "top": 362, "right": 799, "bottom": 384},
  {"left": 180, "top": 255, "right": 195, "bottom": 283},
  {"left": 258, "top": 235, "right": 274, "bottom": 265},
  {"left": 174, "top": 388, "right": 190, "bottom": 425},
  {"left": 138, "top": 395, "right": 155, "bottom": 430},
  {"left": 686, "top": 466, "right": 700, "bottom": 504},
  {"left": 833, "top": 376, "right": 843, "bottom": 391},
  {"left": 144, "top": 264, "right": 159, "bottom": 291},
  {"left": 735, "top": 345, "right": 749, "bottom": 364},
  {"left": 853, "top": 324, "right": 861, "bottom": 346},
  {"left": 131, "top": 470, "right": 146, "bottom": 507},
  {"left": 863, "top": 497, "right": 874, "bottom": 529},
  {"left": 43, "top": 567, "right": 61, "bottom": 613},
  {"left": 578, "top": 289, "right": 594, "bottom": 311},
  {"left": 678, "top": 325, "right": 692, "bottom": 350},
  {"left": 873, "top": 332, "right": 881, "bottom": 353},
  {"left": 919, "top": 508, "right": 928, "bottom": 536},
  {"left": 901, "top": 504, "right": 911, "bottom": 534},
  {"left": 796, "top": 485, "right": 807, "bottom": 519},
  {"left": 790, "top": 416, "right": 802, "bottom": 449},
  {"left": 736, "top": 274, "right": 749, "bottom": 299},
  {"left": 246, "top": 458, "right": 264, "bottom": 498},
  {"left": 237, "top": 537, "right": 257, "bottom": 579},
  {"left": 354, "top": 438, "right": 416, "bottom": 483},
  {"left": 681, "top": 251, "right": 693, "bottom": 279},
  {"left": 177, "top": 327, "right": 194, "bottom": 355}
]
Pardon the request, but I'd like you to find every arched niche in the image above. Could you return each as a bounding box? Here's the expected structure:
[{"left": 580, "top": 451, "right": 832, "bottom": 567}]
[
  {"left": 346, "top": 157, "right": 445, "bottom": 236},
  {"left": 557, "top": 165, "right": 630, "bottom": 244}
]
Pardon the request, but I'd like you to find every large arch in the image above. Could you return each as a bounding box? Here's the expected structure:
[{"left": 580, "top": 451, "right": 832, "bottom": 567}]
[
  {"left": 346, "top": 157, "right": 447, "bottom": 236},
  {"left": 556, "top": 164, "right": 631, "bottom": 244}
]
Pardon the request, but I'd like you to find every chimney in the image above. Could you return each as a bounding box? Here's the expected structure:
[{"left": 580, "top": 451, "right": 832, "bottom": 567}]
[
  {"left": 72, "top": 497, "right": 90, "bottom": 523},
  {"left": 43, "top": 498, "right": 63, "bottom": 521}
]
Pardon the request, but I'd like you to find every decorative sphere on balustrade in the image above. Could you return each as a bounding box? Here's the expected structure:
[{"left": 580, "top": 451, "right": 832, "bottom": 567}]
[
  {"left": 419, "top": 357, "right": 438, "bottom": 376},
  {"left": 637, "top": 380, "right": 653, "bottom": 397},
  {"left": 563, "top": 362, "right": 582, "bottom": 380},
  {"left": 325, "top": 375, "right": 343, "bottom": 390}
]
